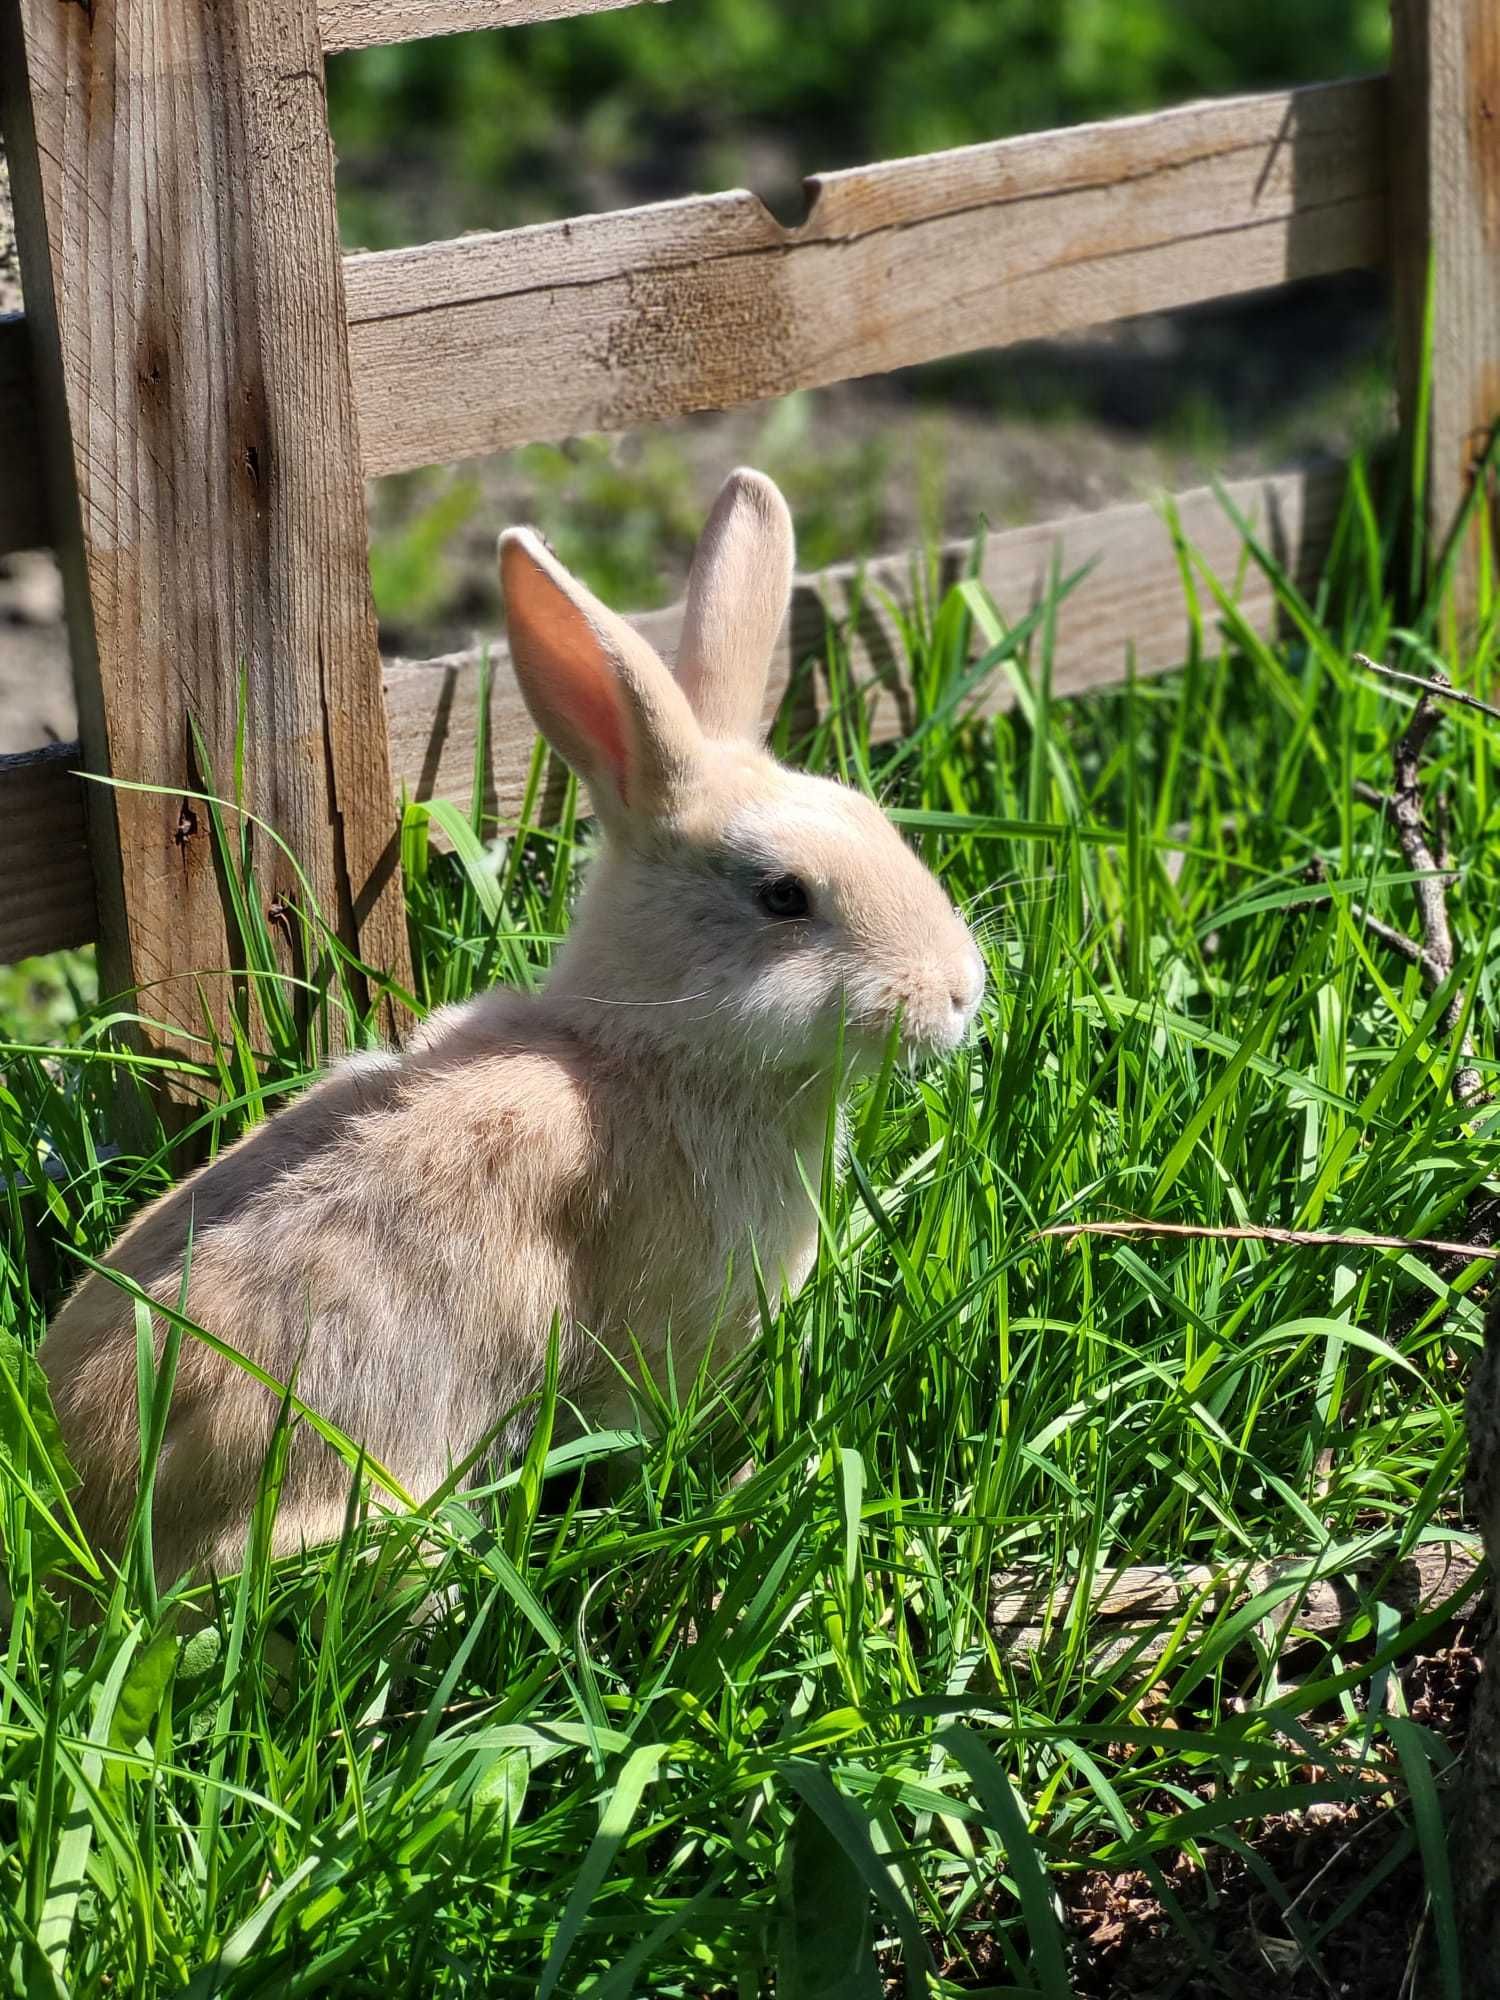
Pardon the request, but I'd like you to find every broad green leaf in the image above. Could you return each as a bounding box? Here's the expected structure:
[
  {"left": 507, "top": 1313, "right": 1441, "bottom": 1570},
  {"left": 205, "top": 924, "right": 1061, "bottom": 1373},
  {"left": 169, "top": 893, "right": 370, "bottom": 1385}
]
[{"left": 775, "top": 1796, "right": 882, "bottom": 2000}]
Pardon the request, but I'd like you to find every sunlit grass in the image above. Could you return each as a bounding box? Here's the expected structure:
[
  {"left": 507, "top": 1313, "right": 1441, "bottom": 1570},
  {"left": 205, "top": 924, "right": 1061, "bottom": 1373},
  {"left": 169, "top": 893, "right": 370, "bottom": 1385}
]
[{"left": 0, "top": 450, "right": 1495, "bottom": 1995}]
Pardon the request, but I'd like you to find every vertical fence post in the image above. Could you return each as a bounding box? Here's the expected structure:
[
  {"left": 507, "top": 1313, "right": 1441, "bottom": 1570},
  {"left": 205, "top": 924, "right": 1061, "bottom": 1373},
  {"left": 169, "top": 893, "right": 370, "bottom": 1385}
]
[
  {"left": 0, "top": 0, "right": 411, "bottom": 1068},
  {"left": 1391, "top": 0, "right": 1500, "bottom": 632},
  {"left": 1392, "top": 7, "right": 1500, "bottom": 1985}
]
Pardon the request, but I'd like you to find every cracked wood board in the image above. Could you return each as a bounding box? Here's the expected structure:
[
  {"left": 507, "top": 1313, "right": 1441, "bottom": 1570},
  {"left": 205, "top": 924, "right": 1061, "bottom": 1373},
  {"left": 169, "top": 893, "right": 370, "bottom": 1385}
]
[
  {"left": 318, "top": 0, "right": 664, "bottom": 53},
  {"left": 1392, "top": 0, "right": 1500, "bottom": 623},
  {"left": 1, "top": 0, "right": 411, "bottom": 1041},
  {"left": 345, "top": 77, "right": 1387, "bottom": 476}
]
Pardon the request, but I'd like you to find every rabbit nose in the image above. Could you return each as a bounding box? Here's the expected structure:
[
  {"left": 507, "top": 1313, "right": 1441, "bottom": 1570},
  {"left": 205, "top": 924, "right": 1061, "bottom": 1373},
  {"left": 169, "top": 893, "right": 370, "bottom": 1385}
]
[{"left": 950, "top": 954, "right": 985, "bottom": 1017}]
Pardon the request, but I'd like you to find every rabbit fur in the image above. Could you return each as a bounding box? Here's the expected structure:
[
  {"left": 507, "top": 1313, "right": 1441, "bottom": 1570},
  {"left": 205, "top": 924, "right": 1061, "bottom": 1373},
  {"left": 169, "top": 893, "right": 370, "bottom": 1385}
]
[{"left": 40, "top": 469, "right": 985, "bottom": 1590}]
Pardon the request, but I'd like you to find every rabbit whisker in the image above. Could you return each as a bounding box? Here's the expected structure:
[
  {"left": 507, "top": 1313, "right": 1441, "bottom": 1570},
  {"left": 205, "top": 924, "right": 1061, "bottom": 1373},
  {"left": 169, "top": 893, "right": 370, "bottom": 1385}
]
[{"left": 565, "top": 989, "right": 718, "bottom": 1008}]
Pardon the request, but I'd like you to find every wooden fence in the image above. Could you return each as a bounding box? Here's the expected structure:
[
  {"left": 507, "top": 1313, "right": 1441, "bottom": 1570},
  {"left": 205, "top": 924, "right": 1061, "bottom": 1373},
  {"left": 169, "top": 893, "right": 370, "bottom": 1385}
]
[{"left": 0, "top": 0, "right": 1491, "bottom": 1051}]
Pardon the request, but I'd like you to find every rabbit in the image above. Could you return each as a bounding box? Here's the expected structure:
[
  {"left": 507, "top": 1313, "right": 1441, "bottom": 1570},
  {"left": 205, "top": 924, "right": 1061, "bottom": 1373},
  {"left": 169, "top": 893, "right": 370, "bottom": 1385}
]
[{"left": 39, "top": 468, "right": 986, "bottom": 1592}]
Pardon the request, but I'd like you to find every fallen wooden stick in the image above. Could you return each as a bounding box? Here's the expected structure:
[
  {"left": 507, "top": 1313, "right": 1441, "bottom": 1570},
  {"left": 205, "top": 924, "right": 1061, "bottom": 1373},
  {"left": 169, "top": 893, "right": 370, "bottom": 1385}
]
[{"left": 990, "top": 1541, "right": 1481, "bottom": 1664}]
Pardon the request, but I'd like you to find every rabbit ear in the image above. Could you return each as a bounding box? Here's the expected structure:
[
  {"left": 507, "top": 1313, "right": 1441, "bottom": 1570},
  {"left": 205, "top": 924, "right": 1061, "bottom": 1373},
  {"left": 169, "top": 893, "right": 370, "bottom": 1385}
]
[
  {"left": 500, "top": 530, "right": 702, "bottom": 826},
  {"left": 675, "top": 468, "right": 794, "bottom": 741}
]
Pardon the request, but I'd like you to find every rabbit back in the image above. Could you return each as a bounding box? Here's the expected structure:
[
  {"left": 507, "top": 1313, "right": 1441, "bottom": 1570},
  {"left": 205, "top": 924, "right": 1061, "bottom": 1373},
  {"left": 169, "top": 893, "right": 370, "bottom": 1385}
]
[{"left": 42, "top": 1002, "right": 601, "bottom": 1584}]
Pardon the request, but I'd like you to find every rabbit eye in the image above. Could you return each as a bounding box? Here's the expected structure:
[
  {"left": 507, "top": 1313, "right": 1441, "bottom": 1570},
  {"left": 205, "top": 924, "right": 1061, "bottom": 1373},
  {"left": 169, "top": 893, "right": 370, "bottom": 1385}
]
[{"left": 756, "top": 873, "right": 811, "bottom": 921}]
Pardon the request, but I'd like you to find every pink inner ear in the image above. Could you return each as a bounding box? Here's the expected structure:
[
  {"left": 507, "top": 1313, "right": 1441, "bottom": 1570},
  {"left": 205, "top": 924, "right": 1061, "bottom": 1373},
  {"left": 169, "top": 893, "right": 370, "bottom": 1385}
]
[
  {"left": 529, "top": 590, "right": 631, "bottom": 805},
  {"left": 567, "top": 662, "right": 630, "bottom": 806}
]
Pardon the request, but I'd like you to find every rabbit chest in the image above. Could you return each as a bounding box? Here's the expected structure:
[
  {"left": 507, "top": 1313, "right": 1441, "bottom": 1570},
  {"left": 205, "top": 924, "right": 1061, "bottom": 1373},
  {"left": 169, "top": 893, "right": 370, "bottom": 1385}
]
[{"left": 571, "top": 1060, "right": 834, "bottom": 1402}]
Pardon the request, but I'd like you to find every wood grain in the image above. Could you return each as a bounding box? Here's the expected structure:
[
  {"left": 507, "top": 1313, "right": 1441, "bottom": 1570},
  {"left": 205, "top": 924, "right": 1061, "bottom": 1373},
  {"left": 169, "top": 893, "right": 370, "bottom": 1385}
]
[
  {"left": 1392, "top": 0, "right": 1500, "bottom": 622},
  {"left": 0, "top": 463, "right": 1343, "bottom": 961},
  {"left": 384, "top": 463, "right": 1344, "bottom": 822},
  {"left": 990, "top": 1540, "right": 1479, "bottom": 1670},
  {"left": 345, "top": 78, "right": 1387, "bottom": 475},
  {"left": 0, "top": 743, "right": 94, "bottom": 960},
  {"left": 318, "top": 0, "right": 663, "bottom": 54},
  {"left": 0, "top": 316, "right": 49, "bottom": 556},
  {"left": 1, "top": 0, "right": 411, "bottom": 1047},
  {"left": 0, "top": 80, "right": 1390, "bottom": 520}
]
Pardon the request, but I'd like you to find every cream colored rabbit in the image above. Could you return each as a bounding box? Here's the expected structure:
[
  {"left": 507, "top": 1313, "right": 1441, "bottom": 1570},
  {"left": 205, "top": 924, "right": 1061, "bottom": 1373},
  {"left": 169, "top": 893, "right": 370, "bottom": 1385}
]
[{"left": 41, "top": 470, "right": 985, "bottom": 1589}]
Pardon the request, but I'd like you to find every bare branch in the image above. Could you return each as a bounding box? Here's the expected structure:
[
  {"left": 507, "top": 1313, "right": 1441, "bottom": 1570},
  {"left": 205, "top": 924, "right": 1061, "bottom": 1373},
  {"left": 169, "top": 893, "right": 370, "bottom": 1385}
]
[
  {"left": 1354, "top": 652, "right": 1500, "bottom": 725},
  {"left": 1344, "top": 661, "right": 1488, "bottom": 1105},
  {"left": 1036, "top": 1218, "right": 1500, "bottom": 1260},
  {"left": 1302, "top": 860, "right": 1440, "bottom": 975},
  {"left": 1353, "top": 778, "right": 1394, "bottom": 817},
  {"left": 1349, "top": 906, "right": 1437, "bottom": 971}
]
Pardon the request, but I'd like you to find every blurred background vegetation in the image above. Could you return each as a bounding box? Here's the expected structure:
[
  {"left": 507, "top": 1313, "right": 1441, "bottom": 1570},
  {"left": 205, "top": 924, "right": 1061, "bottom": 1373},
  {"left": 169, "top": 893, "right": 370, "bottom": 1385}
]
[
  {"left": 324, "top": 0, "right": 1395, "bottom": 657},
  {"left": 0, "top": 2, "right": 1398, "bottom": 758},
  {"left": 329, "top": 0, "right": 1390, "bottom": 245}
]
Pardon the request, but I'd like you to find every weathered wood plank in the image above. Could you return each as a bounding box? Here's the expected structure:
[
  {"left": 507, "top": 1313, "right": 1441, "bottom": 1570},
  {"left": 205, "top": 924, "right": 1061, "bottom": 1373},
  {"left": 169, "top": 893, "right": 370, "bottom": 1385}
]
[
  {"left": 0, "top": 743, "right": 94, "bottom": 960},
  {"left": 318, "top": 0, "right": 664, "bottom": 54},
  {"left": 345, "top": 78, "right": 1387, "bottom": 476},
  {"left": 0, "top": 82, "right": 1392, "bottom": 507},
  {"left": 1391, "top": 0, "right": 1500, "bottom": 622},
  {"left": 0, "top": 316, "right": 49, "bottom": 556},
  {"left": 990, "top": 1540, "right": 1479, "bottom": 1672},
  {"left": 383, "top": 463, "right": 1344, "bottom": 822},
  {"left": 0, "top": 463, "right": 1344, "bottom": 960},
  {"left": 1, "top": 0, "right": 411, "bottom": 1045}
]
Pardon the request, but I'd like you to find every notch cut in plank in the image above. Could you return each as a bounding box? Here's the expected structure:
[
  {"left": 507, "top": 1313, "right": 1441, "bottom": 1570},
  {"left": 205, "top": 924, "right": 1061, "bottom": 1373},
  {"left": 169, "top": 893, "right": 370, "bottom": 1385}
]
[
  {"left": 0, "top": 316, "right": 49, "bottom": 556},
  {"left": 346, "top": 77, "right": 1388, "bottom": 477},
  {"left": 1391, "top": 0, "right": 1500, "bottom": 623},
  {"left": 2, "top": 0, "right": 412, "bottom": 1056},
  {"left": 0, "top": 461, "right": 1347, "bottom": 964},
  {"left": 318, "top": 0, "right": 664, "bottom": 53}
]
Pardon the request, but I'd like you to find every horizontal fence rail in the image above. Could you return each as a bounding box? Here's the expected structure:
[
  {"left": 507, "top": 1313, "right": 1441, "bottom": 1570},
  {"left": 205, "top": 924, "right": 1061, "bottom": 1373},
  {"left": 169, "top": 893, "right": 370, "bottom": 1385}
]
[
  {"left": 0, "top": 462, "right": 1344, "bottom": 964},
  {"left": 0, "top": 316, "right": 47, "bottom": 555},
  {"left": 0, "top": 743, "right": 95, "bottom": 961},
  {"left": 317, "top": 0, "right": 663, "bottom": 54},
  {"left": 0, "top": 78, "right": 1386, "bottom": 555},
  {"left": 345, "top": 77, "right": 1387, "bottom": 476}
]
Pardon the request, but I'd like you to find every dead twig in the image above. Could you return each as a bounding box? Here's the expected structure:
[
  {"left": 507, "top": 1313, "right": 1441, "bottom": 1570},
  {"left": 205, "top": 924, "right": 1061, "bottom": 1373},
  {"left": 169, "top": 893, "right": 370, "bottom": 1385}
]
[
  {"left": 1349, "top": 902, "right": 1432, "bottom": 969},
  {"left": 1036, "top": 1218, "right": 1500, "bottom": 1260},
  {"left": 1302, "top": 858, "right": 1436, "bottom": 972},
  {"left": 1352, "top": 778, "right": 1394, "bottom": 817},
  {"left": 1341, "top": 656, "right": 1488, "bottom": 1105},
  {"left": 1354, "top": 652, "right": 1500, "bottom": 726}
]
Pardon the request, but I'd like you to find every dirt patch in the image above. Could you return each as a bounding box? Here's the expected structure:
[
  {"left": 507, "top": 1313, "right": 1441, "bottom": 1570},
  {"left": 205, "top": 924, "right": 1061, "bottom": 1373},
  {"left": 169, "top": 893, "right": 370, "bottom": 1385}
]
[
  {"left": 0, "top": 552, "right": 72, "bottom": 752},
  {"left": 0, "top": 150, "right": 21, "bottom": 317},
  {"left": 1, "top": 146, "right": 75, "bottom": 755},
  {"left": 1062, "top": 1634, "right": 1477, "bottom": 1998}
]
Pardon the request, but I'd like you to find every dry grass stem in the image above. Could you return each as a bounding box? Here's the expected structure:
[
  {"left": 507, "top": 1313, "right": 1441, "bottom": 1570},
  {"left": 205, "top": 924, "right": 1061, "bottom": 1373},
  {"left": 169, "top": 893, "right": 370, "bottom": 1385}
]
[
  {"left": 1353, "top": 652, "right": 1500, "bottom": 725},
  {"left": 1037, "top": 1219, "right": 1499, "bottom": 1259}
]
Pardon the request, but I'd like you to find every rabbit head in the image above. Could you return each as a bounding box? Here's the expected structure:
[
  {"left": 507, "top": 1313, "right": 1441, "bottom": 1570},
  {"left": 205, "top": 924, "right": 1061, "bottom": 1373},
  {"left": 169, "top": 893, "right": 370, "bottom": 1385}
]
[{"left": 500, "top": 468, "right": 985, "bottom": 1074}]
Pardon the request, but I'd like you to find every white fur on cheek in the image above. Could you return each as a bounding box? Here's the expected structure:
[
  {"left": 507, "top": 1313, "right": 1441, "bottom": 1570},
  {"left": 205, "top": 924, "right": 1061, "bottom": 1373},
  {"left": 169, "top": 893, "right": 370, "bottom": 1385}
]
[{"left": 722, "top": 779, "right": 985, "bottom": 1057}]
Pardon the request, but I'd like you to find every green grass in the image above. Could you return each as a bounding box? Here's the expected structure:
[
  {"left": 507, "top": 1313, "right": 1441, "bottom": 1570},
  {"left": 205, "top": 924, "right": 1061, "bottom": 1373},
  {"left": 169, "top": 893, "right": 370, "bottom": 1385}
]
[{"left": 1, "top": 457, "right": 1496, "bottom": 1996}]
